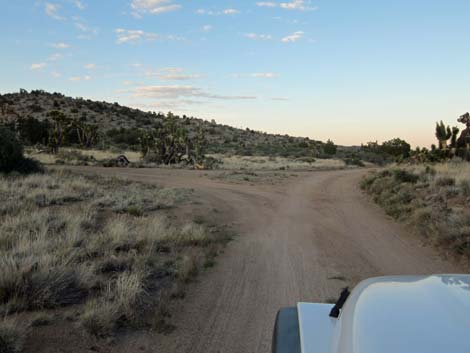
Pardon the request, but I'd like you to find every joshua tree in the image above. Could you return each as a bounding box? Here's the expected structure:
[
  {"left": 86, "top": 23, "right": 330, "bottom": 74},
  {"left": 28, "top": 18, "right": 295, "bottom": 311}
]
[
  {"left": 457, "top": 113, "right": 470, "bottom": 150},
  {"left": 458, "top": 112, "right": 470, "bottom": 128},
  {"left": 435, "top": 121, "right": 452, "bottom": 149},
  {"left": 139, "top": 131, "right": 155, "bottom": 158},
  {"left": 193, "top": 126, "right": 207, "bottom": 164},
  {"left": 72, "top": 119, "right": 99, "bottom": 148},
  {"left": 450, "top": 126, "right": 460, "bottom": 149},
  {"left": 47, "top": 111, "right": 70, "bottom": 153}
]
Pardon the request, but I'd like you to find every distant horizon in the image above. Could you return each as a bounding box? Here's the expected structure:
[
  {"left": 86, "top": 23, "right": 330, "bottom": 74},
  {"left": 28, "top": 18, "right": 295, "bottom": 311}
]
[{"left": 2, "top": 1, "right": 470, "bottom": 148}]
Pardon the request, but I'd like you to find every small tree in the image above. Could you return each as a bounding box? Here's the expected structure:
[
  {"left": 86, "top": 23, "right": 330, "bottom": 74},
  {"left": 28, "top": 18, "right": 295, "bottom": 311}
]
[
  {"left": 380, "top": 138, "right": 411, "bottom": 159},
  {"left": 323, "top": 139, "right": 337, "bottom": 155},
  {"left": 0, "top": 127, "right": 24, "bottom": 172},
  {"left": 17, "top": 116, "right": 50, "bottom": 145},
  {"left": 0, "top": 127, "right": 42, "bottom": 173}
]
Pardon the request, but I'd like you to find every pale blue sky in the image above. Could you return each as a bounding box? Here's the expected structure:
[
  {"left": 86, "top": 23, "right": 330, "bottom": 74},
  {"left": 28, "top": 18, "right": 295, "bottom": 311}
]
[{"left": 1, "top": 0, "right": 470, "bottom": 147}]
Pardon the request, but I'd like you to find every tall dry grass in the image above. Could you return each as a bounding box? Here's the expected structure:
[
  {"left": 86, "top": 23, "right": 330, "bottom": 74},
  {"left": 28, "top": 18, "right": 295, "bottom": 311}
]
[{"left": 0, "top": 170, "right": 226, "bottom": 341}]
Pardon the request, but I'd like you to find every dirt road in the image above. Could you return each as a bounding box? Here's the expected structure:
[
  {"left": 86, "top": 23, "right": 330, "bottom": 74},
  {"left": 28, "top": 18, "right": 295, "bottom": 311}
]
[{"left": 71, "top": 167, "right": 458, "bottom": 353}]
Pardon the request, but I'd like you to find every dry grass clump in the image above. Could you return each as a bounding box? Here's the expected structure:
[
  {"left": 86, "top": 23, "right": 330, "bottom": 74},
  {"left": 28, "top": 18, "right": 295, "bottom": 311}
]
[
  {"left": 93, "top": 184, "right": 186, "bottom": 214},
  {"left": 26, "top": 148, "right": 141, "bottom": 166},
  {"left": 212, "top": 154, "right": 346, "bottom": 171},
  {"left": 0, "top": 170, "right": 225, "bottom": 340},
  {"left": 210, "top": 171, "right": 293, "bottom": 185},
  {"left": 361, "top": 162, "right": 470, "bottom": 261},
  {"left": 0, "top": 316, "right": 28, "bottom": 353}
]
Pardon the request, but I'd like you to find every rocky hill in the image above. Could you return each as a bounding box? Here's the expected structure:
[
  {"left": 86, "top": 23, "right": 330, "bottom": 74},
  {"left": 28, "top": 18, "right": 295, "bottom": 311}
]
[{"left": 0, "top": 89, "right": 337, "bottom": 157}]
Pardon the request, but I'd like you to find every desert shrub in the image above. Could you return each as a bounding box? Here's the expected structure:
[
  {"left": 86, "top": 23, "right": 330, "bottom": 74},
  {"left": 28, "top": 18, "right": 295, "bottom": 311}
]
[
  {"left": 30, "top": 313, "right": 53, "bottom": 327},
  {"left": 460, "top": 180, "right": 470, "bottom": 197},
  {"left": 175, "top": 255, "right": 198, "bottom": 283},
  {"left": 362, "top": 164, "right": 470, "bottom": 262},
  {"left": 25, "top": 268, "right": 87, "bottom": 310},
  {"left": 165, "top": 223, "right": 213, "bottom": 247},
  {"left": 424, "top": 165, "right": 437, "bottom": 176},
  {"left": 81, "top": 298, "right": 119, "bottom": 337},
  {"left": 435, "top": 176, "right": 456, "bottom": 187},
  {"left": 114, "top": 271, "right": 146, "bottom": 320},
  {"left": 0, "top": 128, "right": 24, "bottom": 173},
  {"left": 0, "top": 127, "right": 42, "bottom": 174},
  {"left": 360, "top": 172, "right": 379, "bottom": 190},
  {"left": 410, "top": 207, "right": 435, "bottom": 235},
  {"left": 392, "top": 169, "right": 419, "bottom": 183},
  {"left": 0, "top": 317, "right": 27, "bottom": 353},
  {"left": 343, "top": 157, "right": 365, "bottom": 167}
]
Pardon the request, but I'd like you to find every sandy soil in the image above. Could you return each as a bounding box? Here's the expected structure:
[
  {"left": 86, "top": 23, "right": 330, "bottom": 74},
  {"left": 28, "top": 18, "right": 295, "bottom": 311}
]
[{"left": 44, "top": 167, "right": 459, "bottom": 353}]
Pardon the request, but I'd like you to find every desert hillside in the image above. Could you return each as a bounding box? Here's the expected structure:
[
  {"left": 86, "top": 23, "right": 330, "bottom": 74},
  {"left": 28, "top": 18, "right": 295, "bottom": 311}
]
[{"left": 0, "top": 90, "right": 339, "bottom": 157}]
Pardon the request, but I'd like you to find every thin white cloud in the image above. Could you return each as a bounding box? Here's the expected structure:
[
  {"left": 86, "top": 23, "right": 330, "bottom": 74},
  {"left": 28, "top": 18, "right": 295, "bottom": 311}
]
[
  {"left": 256, "top": 2, "right": 277, "bottom": 7},
  {"left": 223, "top": 8, "right": 240, "bottom": 14},
  {"left": 280, "top": 0, "right": 316, "bottom": 11},
  {"left": 30, "top": 63, "right": 47, "bottom": 70},
  {"left": 281, "top": 30, "right": 304, "bottom": 42},
  {"left": 74, "top": 21, "right": 99, "bottom": 37},
  {"left": 244, "top": 33, "right": 272, "bottom": 40},
  {"left": 257, "top": 0, "right": 317, "bottom": 11},
  {"left": 115, "top": 28, "right": 183, "bottom": 44},
  {"left": 146, "top": 67, "right": 202, "bottom": 81},
  {"left": 271, "top": 97, "right": 289, "bottom": 101},
  {"left": 232, "top": 73, "right": 279, "bottom": 79},
  {"left": 47, "top": 53, "right": 64, "bottom": 61},
  {"left": 196, "top": 8, "right": 240, "bottom": 16},
  {"left": 202, "top": 25, "right": 213, "bottom": 32},
  {"left": 50, "top": 42, "right": 71, "bottom": 49},
  {"left": 45, "top": 2, "right": 65, "bottom": 20},
  {"left": 115, "top": 28, "right": 158, "bottom": 44},
  {"left": 69, "top": 75, "right": 92, "bottom": 81},
  {"left": 84, "top": 63, "right": 96, "bottom": 69},
  {"left": 51, "top": 71, "right": 62, "bottom": 78},
  {"left": 73, "top": 0, "right": 86, "bottom": 10},
  {"left": 132, "top": 85, "right": 256, "bottom": 100},
  {"left": 131, "top": 0, "right": 181, "bottom": 15},
  {"left": 251, "top": 73, "right": 279, "bottom": 78},
  {"left": 136, "top": 99, "right": 204, "bottom": 111}
]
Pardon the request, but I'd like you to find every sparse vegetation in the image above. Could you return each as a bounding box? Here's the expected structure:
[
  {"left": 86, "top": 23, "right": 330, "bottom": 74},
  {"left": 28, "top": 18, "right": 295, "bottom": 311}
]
[
  {"left": 213, "top": 155, "right": 347, "bottom": 171},
  {"left": 0, "top": 90, "right": 367, "bottom": 165},
  {"left": 0, "top": 170, "right": 231, "bottom": 341},
  {"left": 361, "top": 163, "right": 470, "bottom": 261}
]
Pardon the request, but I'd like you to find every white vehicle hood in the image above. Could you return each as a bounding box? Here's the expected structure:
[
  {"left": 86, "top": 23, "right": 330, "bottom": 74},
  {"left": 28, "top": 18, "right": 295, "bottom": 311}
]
[{"left": 298, "top": 274, "right": 470, "bottom": 353}]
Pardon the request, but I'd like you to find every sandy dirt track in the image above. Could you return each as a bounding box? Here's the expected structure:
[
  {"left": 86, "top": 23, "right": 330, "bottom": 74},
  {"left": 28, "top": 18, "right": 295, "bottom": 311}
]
[{"left": 69, "top": 167, "right": 459, "bottom": 353}]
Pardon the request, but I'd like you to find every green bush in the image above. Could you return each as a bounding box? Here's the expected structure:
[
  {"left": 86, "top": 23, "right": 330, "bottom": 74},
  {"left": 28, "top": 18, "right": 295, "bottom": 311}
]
[
  {"left": 0, "top": 127, "right": 43, "bottom": 174},
  {"left": 392, "top": 169, "right": 419, "bottom": 183},
  {"left": 0, "top": 128, "right": 24, "bottom": 173}
]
